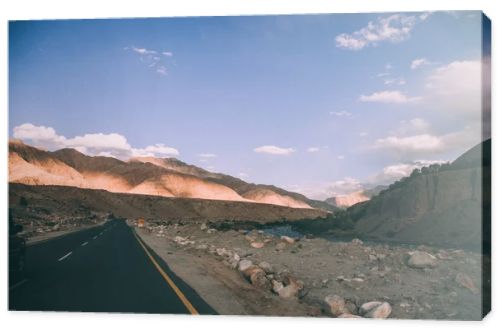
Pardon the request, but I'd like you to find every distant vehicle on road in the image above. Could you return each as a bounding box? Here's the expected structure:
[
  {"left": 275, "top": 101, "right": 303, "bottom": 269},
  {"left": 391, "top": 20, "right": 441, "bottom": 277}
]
[{"left": 9, "top": 211, "right": 26, "bottom": 281}]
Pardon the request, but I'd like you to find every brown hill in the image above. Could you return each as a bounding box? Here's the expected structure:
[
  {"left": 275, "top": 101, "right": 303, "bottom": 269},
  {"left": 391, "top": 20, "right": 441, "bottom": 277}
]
[
  {"left": 130, "top": 157, "right": 338, "bottom": 211},
  {"left": 9, "top": 183, "right": 327, "bottom": 225},
  {"left": 9, "top": 141, "right": 316, "bottom": 209}
]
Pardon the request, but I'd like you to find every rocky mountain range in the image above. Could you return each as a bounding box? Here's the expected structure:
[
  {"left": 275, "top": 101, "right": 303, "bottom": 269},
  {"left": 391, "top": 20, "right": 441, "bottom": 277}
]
[{"left": 9, "top": 140, "right": 335, "bottom": 210}]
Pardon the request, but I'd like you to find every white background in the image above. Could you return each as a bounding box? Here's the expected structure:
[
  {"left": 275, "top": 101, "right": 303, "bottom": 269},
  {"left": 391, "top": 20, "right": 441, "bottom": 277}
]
[{"left": 0, "top": 1, "right": 498, "bottom": 333}]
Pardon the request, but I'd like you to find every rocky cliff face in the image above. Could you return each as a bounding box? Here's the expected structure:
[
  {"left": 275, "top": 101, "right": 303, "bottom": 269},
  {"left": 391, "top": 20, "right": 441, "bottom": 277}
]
[{"left": 345, "top": 140, "right": 490, "bottom": 251}]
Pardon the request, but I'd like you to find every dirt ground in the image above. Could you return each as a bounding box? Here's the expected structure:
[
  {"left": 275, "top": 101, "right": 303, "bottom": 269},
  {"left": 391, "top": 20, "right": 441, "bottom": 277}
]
[{"left": 136, "top": 221, "right": 484, "bottom": 320}]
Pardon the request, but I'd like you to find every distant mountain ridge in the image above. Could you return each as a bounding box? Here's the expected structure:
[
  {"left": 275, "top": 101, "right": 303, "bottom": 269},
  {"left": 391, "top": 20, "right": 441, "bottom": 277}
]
[
  {"left": 9, "top": 140, "right": 327, "bottom": 210},
  {"left": 325, "top": 185, "right": 388, "bottom": 208}
]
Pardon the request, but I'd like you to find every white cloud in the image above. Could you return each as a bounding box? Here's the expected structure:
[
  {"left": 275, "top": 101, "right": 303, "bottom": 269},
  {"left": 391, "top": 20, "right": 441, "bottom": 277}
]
[
  {"left": 393, "top": 118, "right": 431, "bottom": 136},
  {"left": 368, "top": 159, "right": 447, "bottom": 185},
  {"left": 423, "top": 60, "right": 482, "bottom": 121},
  {"left": 326, "top": 177, "right": 363, "bottom": 197},
  {"left": 377, "top": 72, "right": 390, "bottom": 77},
  {"left": 419, "top": 12, "right": 433, "bottom": 21},
  {"left": 126, "top": 46, "right": 173, "bottom": 76},
  {"left": 329, "top": 110, "right": 352, "bottom": 117},
  {"left": 373, "top": 134, "right": 443, "bottom": 154},
  {"left": 425, "top": 60, "right": 480, "bottom": 97},
  {"left": 12, "top": 123, "right": 179, "bottom": 160},
  {"left": 199, "top": 153, "right": 217, "bottom": 158},
  {"left": 288, "top": 177, "right": 364, "bottom": 200},
  {"left": 371, "top": 126, "right": 478, "bottom": 159},
  {"left": 253, "top": 145, "right": 295, "bottom": 155},
  {"left": 383, "top": 77, "right": 406, "bottom": 86},
  {"left": 359, "top": 90, "right": 421, "bottom": 104},
  {"left": 132, "top": 144, "right": 179, "bottom": 157},
  {"left": 131, "top": 47, "right": 157, "bottom": 55},
  {"left": 337, "top": 155, "right": 345, "bottom": 160},
  {"left": 97, "top": 151, "right": 117, "bottom": 159},
  {"left": 156, "top": 66, "right": 168, "bottom": 76},
  {"left": 238, "top": 172, "right": 249, "bottom": 179},
  {"left": 307, "top": 147, "right": 320, "bottom": 153},
  {"left": 65, "top": 133, "right": 131, "bottom": 152},
  {"left": 13, "top": 123, "right": 66, "bottom": 148},
  {"left": 410, "top": 58, "right": 430, "bottom": 69},
  {"left": 335, "top": 14, "right": 421, "bottom": 50}
]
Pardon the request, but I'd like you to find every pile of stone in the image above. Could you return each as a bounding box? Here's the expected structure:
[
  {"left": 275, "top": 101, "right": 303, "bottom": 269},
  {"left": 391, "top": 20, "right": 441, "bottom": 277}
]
[
  {"left": 237, "top": 259, "right": 304, "bottom": 299},
  {"left": 324, "top": 294, "right": 392, "bottom": 319}
]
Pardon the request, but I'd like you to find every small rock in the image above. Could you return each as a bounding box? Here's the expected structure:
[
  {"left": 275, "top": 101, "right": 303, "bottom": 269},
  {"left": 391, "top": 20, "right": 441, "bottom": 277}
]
[
  {"left": 233, "top": 252, "right": 240, "bottom": 261},
  {"left": 281, "top": 236, "right": 295, "bottom": 244},
  {"left": 369, "top": 254, "right": 377, "bottom": 261},
  {"left": 407, "top": 251, "right": 438, "bottom": 269},
  {"left": 258, "top": 261, "right": 274, "bottom": 274},
  {"left": 250, "top": 269, "right": 270, "bottom": 289},
  {"left": 351, "top": 238, "right": 364, "bottom": 245},
  {"left": 216, "top": 247, "right": 231, "bottom": 257},
  {"left": 242, "top": 265, "right": 263, "bottom": 279},
  {"left": 271, "top": 276, "right": 303, "bottom": 299},
  {"left": 200, "top": 223, "right": 207, "bottom": 231},
  {"left": 250, "top": 241, "right": 265, "bottom": 249},
  {"left": 275, "top": 242, "right": 287, "bottom": 251},
  {"left": 324, "top": 294, "right": 348, "bottom": 316},
  {"left": 195, "top": 244, "right": 208, "bottom": 250},
  {"left": 436, "top": 250, "right": 451, "bottom": 260},
  {"left": 272, "top": 280, "right": 284, "bottom": 294},
  {"left": 455, "top": 273, "right": 479, "bottom": 294},
  {"left": 238, "top": 259, "right": 253, "bottom": 272},
  {"left": 359, "top": 301, "right": 392, "bottom": 319}
]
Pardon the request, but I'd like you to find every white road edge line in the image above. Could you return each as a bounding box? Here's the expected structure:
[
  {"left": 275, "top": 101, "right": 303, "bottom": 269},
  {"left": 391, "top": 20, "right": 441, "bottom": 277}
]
[
  {"left": 58, "top": 251, "right": 73, "bottom": 262},
  {"left": 81, "top": 241, "right": 89, "bottom": 246},
  {"left": 93, "top": 235, "right": 98, "bottom": 240},
  {"left": 9, "top": 279, "right": 29, "bottom": 291}
]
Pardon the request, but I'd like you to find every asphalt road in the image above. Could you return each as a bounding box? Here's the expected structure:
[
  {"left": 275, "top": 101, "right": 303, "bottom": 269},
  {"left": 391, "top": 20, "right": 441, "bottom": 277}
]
[{"left": 9, "top": 219, "right": 216, "bottom": 315}]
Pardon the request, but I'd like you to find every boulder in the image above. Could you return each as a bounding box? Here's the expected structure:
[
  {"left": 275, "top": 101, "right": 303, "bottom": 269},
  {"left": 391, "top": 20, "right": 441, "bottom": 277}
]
[
  {"left": 250, "top": 270, "right": 271, "bottom": 290},
  {"left": 216, "top": 247, "right": 231, "bottom": 257},
  {"left": 242, "top": 265, "right": 263, "bottom": 279},
  {"left": 258, "top": 261, "right": 274, "bottom": 274},
  {"left": 250, "top": 241, "right": 265, "bottom": 249},
  {"left": 455, "top": 273, "right": 479, "bottom": 294},
  {"left": 359, "top": 301, "right": 392, "bottom": 319},
  {"left": 407, "top": 251, "right": 438, "bottom": 269},
  {"left": 324, "top": 294, "right": 348, "bottom": 316},
  {"left": 271, "top": 277, "right": 303, "bottom": 299},
  {"left": 351, "top": 238, "right": 364, "bottom": 245},
  {"left": 238, "top": 259, "right": 253, "bottom": 272},
  {"left": 281, "top": 236, "right": 295, "bottom": 244},
  {"left": 272, "top": 280, "right": 284, "bottom": 294}
]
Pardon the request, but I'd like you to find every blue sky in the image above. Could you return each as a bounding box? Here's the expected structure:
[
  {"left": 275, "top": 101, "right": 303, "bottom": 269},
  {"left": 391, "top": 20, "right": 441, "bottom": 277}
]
[{"left": 9, "top": 11, "right": 486, "bottom": 199}]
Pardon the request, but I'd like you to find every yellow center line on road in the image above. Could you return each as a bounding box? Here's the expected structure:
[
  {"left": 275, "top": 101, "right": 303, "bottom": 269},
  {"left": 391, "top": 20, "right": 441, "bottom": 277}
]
[{"left": 133, "top": 232, "right": 199, "bottom": 315}]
